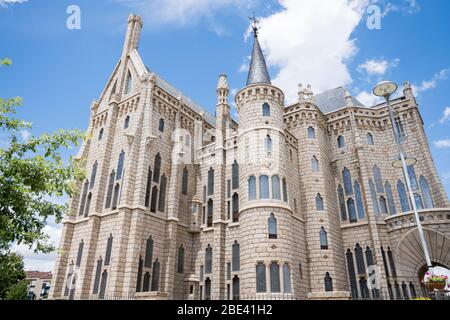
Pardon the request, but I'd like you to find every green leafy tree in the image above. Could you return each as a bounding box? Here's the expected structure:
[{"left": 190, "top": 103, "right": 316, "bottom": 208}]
[
  {"left": 0, "top": 251, "right": 27, "bottom": 300},
  {"left": 0, "top": 58, "right": 85, "bottom": 255}
]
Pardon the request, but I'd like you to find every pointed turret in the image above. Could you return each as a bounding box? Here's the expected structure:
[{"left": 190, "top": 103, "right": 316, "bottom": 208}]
[{"left": 246, "top": 24, "right": 271, "bottom": 86}]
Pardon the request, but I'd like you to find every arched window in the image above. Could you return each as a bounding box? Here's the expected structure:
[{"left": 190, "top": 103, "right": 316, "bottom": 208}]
[
  {"left": 324, "top": 272, "right": 333, "bottom": 292},
  {"left": 144, "top": 167, "right": 152, "bottom": 207},
  {"left": 311, "top": 156, "right": 319, "bottom": 172},
  {"left": 205, "top": 245, "right": 213, "bottom": 274},
  {"left": 369, "top": 180, "right": 380, "bottom": 216},
  {"left": 153, "top": 153, "right": 161, "bottom": 183},
  {"left": 112, "top": 183, "right": 120, "bottom": 210},
  {"left": 402, "top": 282, "right": 409, "bottom": 299},
  {"left": 204, "top": 278, "right": 211, "bottom": 300},
  {"left": 232, "top": 276, "right": 240, "bottom": 300},
  {"left": 407, "top": 165, "right": 418, "bottom": 190},
  {"left": 307, "top": 127, "right": 316, "bottom": 139},
  {"left": 177, "top": 245, "right": 185, "bottom": 273},
  {"left": 337, "top": 185, "right": 347, "bottom": 221},
  {"left": 283, "top": 263, "right": 292, "bottom": 293},
  {"left": 89, "top": 161, "right": 98, "bottom": 189},
  {"left": 150, "top": 186, "right": 158, "bottom": 213},
  {"left": 232, "top": 160, "right": 239, "bottom": 190},
  {"left": 381, "top": 246, "right": 390, "bottom": 277},
  {"left": 256, "top": 262, "right": 266, "bottom": 293},
  {"left": 181, "top": 167, "right": 188, "bottom": 195},
  {"left": 419, "top": 176, "right": 434, "bottom": 209},
  {"left": 373, "top": 165, "right": 384, "bottom": 193},
  {"left": 414, "top": 193, "right": 423, "bottom": 210},
  {"left": 347, "top": 198, "right": 357, "bottom": 223},
  {"left": 379, "top": 196, "right": 388, "bottom": 214},
  {"left": 359, "top": 278, "right": 369, "bottom": 299},
  {"left": 93, "top": 257, "right": 103, "bottom": 294},
  {"left": 409, "top": 282, "right": 417, "bottom": 299},
  {"left": 271, "top": 175, "right": 281, "bottom": 200},
  {"left": 76, "top": 240, "right": 84, "bottom": 267},
  {"left": 143, "top": 272, "right": 150, "bottom": 292},
  {"left": 365, "top": 246, "right": 374, "bottom": 267},
  {"left": 354, "top": 181, "right": 365, "bottom": 219},
  {"left": 355, "top": 244, "right": 365, "bottom": 274},
  {"left": 136, "top": 257, "right": 143, "bottom": 293},
  {"left": 158, "top": 118, "right": 164, "bottom": 132},
  {"left": 320, "top": 227, "right": 328, "bottom": 250},
  {"left": 367, "top": 133, "right": 374, "bottom": 145},
  {"left": 105, "top": 171, "right": 115, "bottom": 209},
  {"left": 346, "top": 250, "right": 358, "bottom": 298},
  {"left": 232, "top": 241, "right": 240, "bottom": 272},
  {"left": 99, "top": 128, "right": 104, "bottom": 141},
  {"left": 397, "top": 180, "right": 410, "bottom": 212},
  {"left": 99, "top": 270, "right": 108, "bottom": 299},
  {"left": 104, "top": 234, "right": 113, "bottom": 266},
  {"left": 268, "top": 213, "right": 277, "bottom": 239},
  {"left": 207, "top": 167, "right": 214, "bottom": 196},
  {"left": 144, "top": 236, "right": 153, "bottom": 268},
  {"left": 387, "top": 247, "right": 397, "bottom": 277},
  {"left": 248, "top": 176, "right": 256, "bottom": 200},
  {"left": 270, "top": 262, "right": 280, "bottom": 293},
  {"left": 262, "top": 103, "right": 270, "bottom": 117},
  {"left": 124, "top": 115, "right": 130, "bottom": 129},
  {"left": 260, "top": 175, "right": 269, "bottom": 199},
  {"left": 395, "top": 117, "right": 406, "bottom": 140},
  {"left": 125, "top": 71, "right": 132, "bottom": 95},
  {"left": 207, "top": 199, "right": 213, "bottom": 227},
  {"left": 84, "top": 193, "right": 92, "bottom": 217},
  {"left": 151, "top": 260, "right": 160, "bottom": 291},
  {"left": 79, "top": 180, "right": 89, "bottom": 216},
  {"left": 316, "top": 193, "right": 324, "bottom": 211},
  {"left": 232, "top": 193, "right": 239, "bottom": 222},
  {"left": 385, "top": 181, "right": 397, "bottom": 215},
  {"left": 282, "top": 178, "right": 288, "bottom": 202},
  {"left": 343, "top": 168, "right": 353, "bottom": 195},
  {"left": 116, "top": 151, "right": 125, "bottom": 180},
  {"left": 337, "top": 135, "right": 345, "bottom": 149},
  {"left": 265, "top": 135, "right": 272, "bottom": 154}
]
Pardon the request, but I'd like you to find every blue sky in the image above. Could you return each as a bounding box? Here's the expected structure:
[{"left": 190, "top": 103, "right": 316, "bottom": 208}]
[{"left": 1, "top": 0, "right": 450, "bottom": 270}]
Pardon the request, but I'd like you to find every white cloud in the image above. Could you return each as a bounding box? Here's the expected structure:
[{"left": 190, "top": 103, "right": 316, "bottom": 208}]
[
  {"left": 255, "top": 0, "right": 375, "bottom": 103},
  {"left": 356, "top": 90, "right": 383, "bottom": 107},
  {"left": 433, "top": 139, "right": 450, "bottom": 149},
  {"left": 443, "top": 172, "right": 450, "bottom": 183},
  {"left": 412, "top": 69, "right": 450, "bottom": 96},
  {"left": 440, "top": 107, "right": 450, "bottom": 124},
  {"left": 0, "top": 0, "right": 28, "bottom": 7},
  {"left": 357, "top": 58, "right": 399, "bottom": 76},
  {"left": 20, "top": 129, "right": 31, "bottom": 141}
]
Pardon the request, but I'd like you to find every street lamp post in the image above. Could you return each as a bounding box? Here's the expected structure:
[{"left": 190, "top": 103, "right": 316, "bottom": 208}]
[{"left": 373, "top": 81, "right": 433, "bottom": 272}]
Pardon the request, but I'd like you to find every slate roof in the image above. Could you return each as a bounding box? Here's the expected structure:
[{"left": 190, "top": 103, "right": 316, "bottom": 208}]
[
  {"left": 246, "top": 34, "right": 271, "bottom": 86},
  {"left": 313, "top": 87, "right": 366, "bottom": 114}
]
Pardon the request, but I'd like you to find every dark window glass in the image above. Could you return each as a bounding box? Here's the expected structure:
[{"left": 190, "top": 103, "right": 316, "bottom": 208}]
[
  {"left": 158, "top": 118, "right": 164, "bottom": 132},
  {"left": 270, "top": 262, "right": 280, "bottom": 293},
  {"left": 359, "top": 278, "right": 370, "bottom": 299},
  {"left": 124, "top": 115, "right": 130, "bottom": 129},
  {"left": 205, "top": 245, "right": 213, "bottom": 274},
  {"left": 256, "top": 262, "right": 266, "bottom": 293},
  {"left": 105, "top": 171, "right": 115, "bottom": 209},
  {"left": 268, "top": 213, "right": 277, "bottom": 239},
  {"left": 407, "top": 165, "right": 418, "bottom": 190},
  {"left": 153, "top": 153, "right": 161, "bottom": 183},
  {"left": 320, "top": 227, "right": 328, "bottom": 250},
  {"left": 385, "top": 181, "right": 397, "bottom": 215},
  {"left": 369, "top": 180, "right": 380, "bottom": 216},
  {"left": 232, "top": 241, "right": 240, "bottom": 272},
  {"left": 379, "top": 196, "right": 388, "bottom": 214},
  {"left": 343, "top": 168, "right": 353, "bottom": 195},
  {"left": 207, "top": 199, "right": 213, "bottom": 227},
  {"left": 144, "top": 236, "right": 153, "bottom": 268},
  {"left": 282, "top": 178, "right": 288, "bottom": 202},
  {"left": 316, "top": 194, "right": 324, "bottom": 211},
  {"left": 420, "top": 176, "right": 433, "bottom": 209},
  {"left": 204, "top": 278, "right": 211, "bottom": 300},
  {"left": 414, "top": 193, "right": 423, "bottom": 210},
  {"left": 125, "top": 71, "right": 132, "bottom": 95},
  {"left": 151, "top": 260, "right": 160, "bottom": 291},
  {"left": 337, "top": 135, "right": 345, "bottom": 148},
  {"left": 93, "top": 257, "right": 102, "bottom": 294},
  {"left": 347, "top": 198, "right": 357, "bottom": 223},
  {"left": 262, "top": 103, "right": 270, "bottom": 117},
  {"left": 112, "top": 183, "right": 120, "bottom": 210},
  {"left": 324, "top": 272, "right": 333, "bottom": 292},
  {"left": 355, "top": 244, "right": 365, "bottom": 274},
  {"left": 158, "top": 175, "right": 167, "bottom": 212},
  {"left": 177, "top": 245, "right": 185, "bottom": 273},
  {"left": 232, "top": 193, "right": 239, "bottom": 223},
  {"left": 354, "top": 181, "right": 365, "bottom": 219},
  {"left": 116, "top": 151, "right": 125, "bottom": 180},
  {"left": 346, "top": 250, "right": 358, "bottom": 298},
  {"left": 367, "top": 133, "right": 374, "bottom": 145},
  {"left": 99, "top": 270, "right": 108, "bottom": 299},
  {"left": 373, "top": 165, "right": 384, "bottom": 193},
  {"left": 76, "top": 240, "right": 84, "bottom": 267},
  {"left": 143, "top": 272, "right": 150, "bottom": 292},
  {"left": 207, "top": 168, "right": 214, "bottom": 196},
  {"left": 90, "top": 162, "right": 98, "bottom": 189},
  {"left": 98, "top": 128, "right": 104, "bottom": 141},
  {"left": 387, "top": 247, "right": 397, "bottom": 277},
  {"left": 136, "top": 257, "right": 143, "bottom": 292},
  {"left": 84, "top": 193, "right": 92, "bottom": 217},
  {"left": 232, "top": 160, "right": 239, "bottom": 189},
  {"left": 397, "top": 180, "right": 410, "bottom": 212},
  {"left": 338, "top": 185, "right": 347, "bottom": 221},
  {"left": 381, "top": 246, "right": 390, "bottom": 278},
  {"left": 144, "top": 167, "right": 152, "bottom": 207},
  {"left": 311, "top": 156, "right": 319, "bottom": 172},
  {"left": 150, "top": 186, "right": 158, "bottom": 213},
  {"left": 232, "top": 276, "right": 240, "bottom": 300},
  {"left": 181, "top": 167, "right": 188, "bottom": 195},
  {"left": 104, "top": 234, "right": 113, "bottom": 266},
  {"left": 79, "top": 180, "right": 89, "bottom": 216}
]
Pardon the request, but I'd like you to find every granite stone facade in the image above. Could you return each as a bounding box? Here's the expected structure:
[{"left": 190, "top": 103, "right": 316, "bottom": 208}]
[{"left": 49, "top": 15, "right": 450, "bottom": 300}]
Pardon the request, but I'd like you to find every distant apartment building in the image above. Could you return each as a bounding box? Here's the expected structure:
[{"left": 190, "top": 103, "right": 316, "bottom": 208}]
[{"left": 26, "top": 271, "right": 52, "bottom": 300}]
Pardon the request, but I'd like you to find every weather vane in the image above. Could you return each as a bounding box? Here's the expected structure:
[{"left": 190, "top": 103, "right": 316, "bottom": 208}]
[{"left": 249, "top": 13, "right": 260, "bottom": 37}]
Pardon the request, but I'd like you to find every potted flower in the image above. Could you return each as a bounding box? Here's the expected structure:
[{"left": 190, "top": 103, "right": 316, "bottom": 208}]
[{"left": 423, "top": 273, "right": 448, "bottom": 291}]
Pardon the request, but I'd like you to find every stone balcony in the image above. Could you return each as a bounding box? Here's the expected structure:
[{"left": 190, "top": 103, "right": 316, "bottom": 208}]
[{"left": 384, "top": 208, "right": 450, "bottom": 233}]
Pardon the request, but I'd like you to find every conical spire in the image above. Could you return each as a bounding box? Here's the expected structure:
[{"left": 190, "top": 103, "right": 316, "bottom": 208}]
[{"left": 246, "top": 24, "right": 271, "bottom": 86}]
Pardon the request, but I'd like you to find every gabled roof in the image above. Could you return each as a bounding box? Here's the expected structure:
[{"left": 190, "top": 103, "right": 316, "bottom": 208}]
[
  {"left": 146, "top": 67, "right": 216, "bottom": 127},
  {"left": 313, "top": 87, "right": 366, "bottom": 114}
]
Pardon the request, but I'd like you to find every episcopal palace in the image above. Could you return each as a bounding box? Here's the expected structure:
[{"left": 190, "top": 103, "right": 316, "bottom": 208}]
[{"left": 49, "top": 15, "right": 450, "bottom": 300}]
